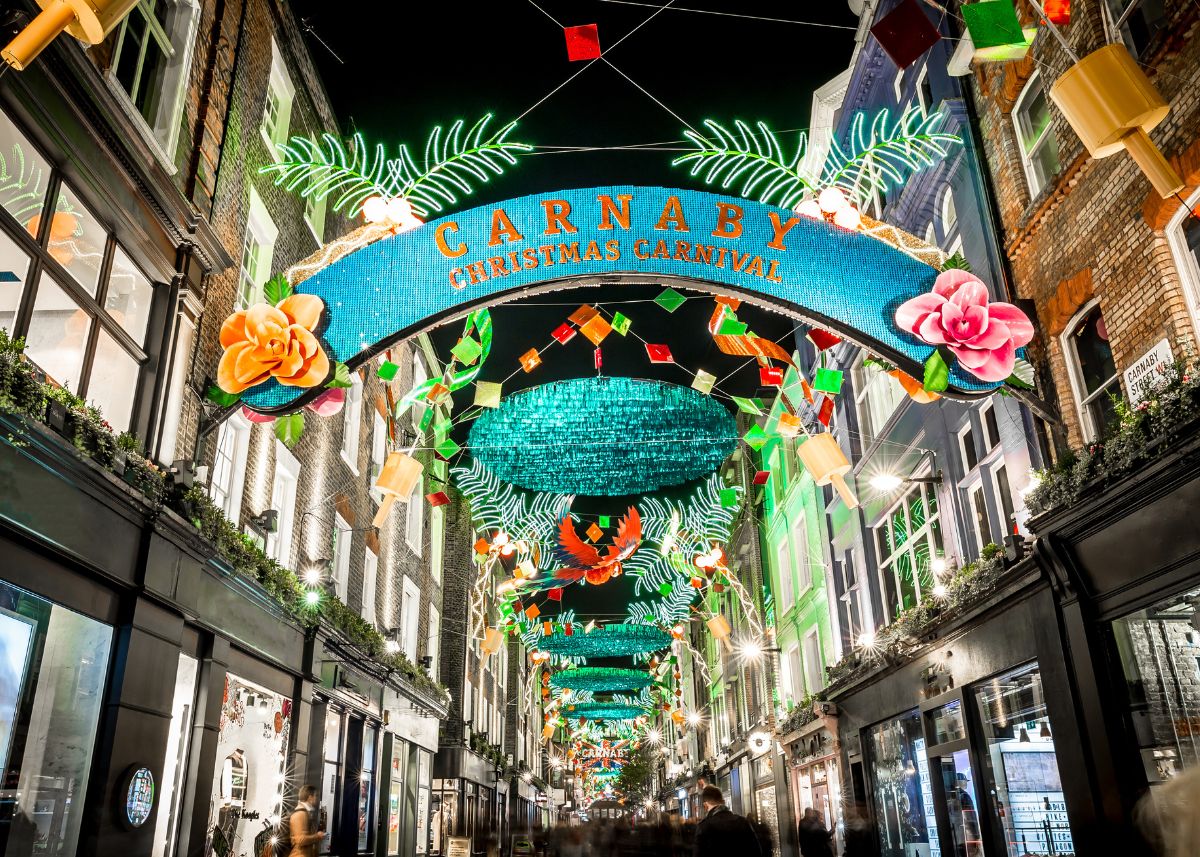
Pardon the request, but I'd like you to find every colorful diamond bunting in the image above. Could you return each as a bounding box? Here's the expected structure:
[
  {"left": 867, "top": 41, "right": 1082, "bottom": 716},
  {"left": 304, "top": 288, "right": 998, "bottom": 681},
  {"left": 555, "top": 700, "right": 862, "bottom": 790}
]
[
  {"left": 645, "top": 343, "right": 674, "bottom": 364},
  {"left": 654, "top": 287, "right": 687, "bottom": 312}
]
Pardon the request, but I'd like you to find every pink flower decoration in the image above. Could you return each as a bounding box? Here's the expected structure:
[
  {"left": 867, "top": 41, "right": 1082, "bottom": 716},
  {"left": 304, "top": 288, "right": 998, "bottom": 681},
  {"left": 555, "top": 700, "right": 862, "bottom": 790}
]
[
  {"left": 306, "top": 387, "right": 346, "bottom": 417},
  {"left": 895, "top": 270, "right": 1035, "bottom": 382},
  {"left": 240, "top": 405, "right": 275, "bottom": 424}
]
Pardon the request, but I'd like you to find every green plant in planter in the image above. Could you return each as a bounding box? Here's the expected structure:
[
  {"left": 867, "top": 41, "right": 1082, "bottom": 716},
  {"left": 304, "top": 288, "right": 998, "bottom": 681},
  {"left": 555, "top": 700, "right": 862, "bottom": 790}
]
[{"left": 0, "top": 329, "right": 45, "bottom": 422}]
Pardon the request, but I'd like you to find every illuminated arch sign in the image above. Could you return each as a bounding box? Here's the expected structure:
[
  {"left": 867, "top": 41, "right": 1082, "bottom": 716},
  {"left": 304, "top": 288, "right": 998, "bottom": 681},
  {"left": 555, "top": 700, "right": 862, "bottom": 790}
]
[{"left": 240, "top": 186, "right": 994, "bottom": 413}]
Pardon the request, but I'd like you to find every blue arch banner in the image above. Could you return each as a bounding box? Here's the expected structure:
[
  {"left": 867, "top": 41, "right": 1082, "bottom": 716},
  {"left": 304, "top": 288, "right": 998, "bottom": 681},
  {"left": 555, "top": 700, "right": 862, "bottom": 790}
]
[{"left": 240, "top": 186, "right": 987, "bottom": 412}]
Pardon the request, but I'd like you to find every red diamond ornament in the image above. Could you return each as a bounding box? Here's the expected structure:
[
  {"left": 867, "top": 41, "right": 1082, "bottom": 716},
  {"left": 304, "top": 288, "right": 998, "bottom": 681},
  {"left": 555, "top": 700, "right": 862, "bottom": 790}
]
[
  {"left": 645, "top": 343, "right": 674, "bottom": 364},
  {"left": 564, "top": 24, "right": 601, "bottom": 61},
  {"left": 870, "top": 0, "right": 941, "bottom": 69}
]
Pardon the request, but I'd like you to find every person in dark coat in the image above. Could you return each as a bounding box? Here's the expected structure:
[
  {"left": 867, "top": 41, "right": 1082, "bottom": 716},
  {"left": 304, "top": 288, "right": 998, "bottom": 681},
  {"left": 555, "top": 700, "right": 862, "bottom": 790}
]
[
  {"left": 797, "top": 808, "right": 834, "bottom": 857},
  {"left": 693, "top": 785, "right": 763, "bottom": 857}
]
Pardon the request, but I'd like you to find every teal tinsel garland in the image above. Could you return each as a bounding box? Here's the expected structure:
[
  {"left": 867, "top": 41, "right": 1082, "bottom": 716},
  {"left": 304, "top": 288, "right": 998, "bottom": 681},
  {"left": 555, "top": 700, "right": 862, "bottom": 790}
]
[
  {"left": 538, "top": 623, "right": 673, "bottom": 658},
  {"left": 551, "top": 667, "right": 653, "bottom": 693},
  {"left": 567, "top": 702, "right": 647, "bottom": 721}
]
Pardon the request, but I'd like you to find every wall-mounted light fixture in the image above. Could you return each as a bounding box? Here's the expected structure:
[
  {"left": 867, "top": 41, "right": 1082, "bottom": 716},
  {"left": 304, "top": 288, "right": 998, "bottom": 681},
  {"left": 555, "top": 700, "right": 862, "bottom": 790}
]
[{"left": 2, "top": 0, "right": 141, "bottom": 70}]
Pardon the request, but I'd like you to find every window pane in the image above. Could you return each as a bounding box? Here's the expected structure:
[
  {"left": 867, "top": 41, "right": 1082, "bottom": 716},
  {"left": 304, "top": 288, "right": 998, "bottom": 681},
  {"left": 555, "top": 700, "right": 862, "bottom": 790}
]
[
  {"left": 1018, "top": 84, "right": 1052, "bottom": 152},
  {"left": 0, "top": 579, "right": 113, "bottom": 857},
  {"left": 961, "top": 426, "right": 978, "bottom": 471},
  {"left": 50, "top": 185, "right": 107, "bottom": 296},
  {"left": 866, "top": 711, "right": 940, "bottom": 856},
  {"left": 973, "top": 663, "right": 1074, "bottom": 856},
  {"left": 26, "top": 275, "right": 89, "bottom": 392},
  {"left": 896, "top": 551, "right": 916, "bottom": 611},
  {"left": 983, "top": 405, "right": 1000, "bottom": 450},
  {"left": 86, "top": 328, "right": 140, "bottom": 432},
  {"left": 0, "top": 113, "right": 52, "bottom": 227},
  {"left": 151, "top": 653, "right": 198, "bottom": 857},
  {"left": 996, "top": 466, "right": 1016, "bottom": 535},
  {"left": 973, "top": 486, "right": 992, "bottom": 549},
  {"left": 105, "top": 246, "right": 154, "bottom": 344},
  {"left": 0, "top": 228, "right": 31, "bottom": 331},
  {"left": 1071, "top": 305, "right": 1116, "bottom": 395}
]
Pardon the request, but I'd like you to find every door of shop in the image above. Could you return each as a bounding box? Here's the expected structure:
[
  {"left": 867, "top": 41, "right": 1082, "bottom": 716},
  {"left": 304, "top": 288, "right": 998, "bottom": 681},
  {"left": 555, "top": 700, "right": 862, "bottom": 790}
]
[{"left": 921, "top": 693, "right": 987, "bottom": 857}]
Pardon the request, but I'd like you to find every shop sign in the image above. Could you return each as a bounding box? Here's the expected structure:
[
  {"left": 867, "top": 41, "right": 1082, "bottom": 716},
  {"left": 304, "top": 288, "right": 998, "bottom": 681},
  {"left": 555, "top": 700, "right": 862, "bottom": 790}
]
[
  {"left": 122, "top": 766, "right": 155, "bottom": 828},
  {"left": 1124, "top": 338, "right": 1173, "bottom": 404},
  {"left": 447, "top": 836, "right": 472, "bottom": 857}
]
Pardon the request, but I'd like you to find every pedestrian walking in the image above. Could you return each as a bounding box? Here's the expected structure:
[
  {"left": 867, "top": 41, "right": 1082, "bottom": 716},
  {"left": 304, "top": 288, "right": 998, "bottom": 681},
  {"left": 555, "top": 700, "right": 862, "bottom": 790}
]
[
  {"left": 797, "top": 808, "right": 833, "bottom": 857},
  {"left": 285, "top": 785, "right": 325, "bottom": 857},
  {"left": 693, "top": 785, "right": 763, "bottom": 857}
]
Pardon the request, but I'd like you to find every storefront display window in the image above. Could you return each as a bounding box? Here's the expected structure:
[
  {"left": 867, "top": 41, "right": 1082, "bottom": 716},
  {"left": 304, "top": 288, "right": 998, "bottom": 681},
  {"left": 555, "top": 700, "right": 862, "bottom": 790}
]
[
  {"left": 0, "top": 580, "right": 112, "bottom": 856},
  {"left": 388, "top": 739, "right": 405, "bottom": 855},
  {"left": 416, "top": 750, "right": 431, "bottom": 855},
  {"left": 973, "top": 663, "right": 1074, "bottom": 856},
  {"left": 866, "top": 709, "right": 940, "bottom": 857},
  {"left": 1111, "top": 586, "right": 1200, "bottom": 783},
  {"left": 357, "top": 725, "right": 376, "bottom": 851},
  {"left": 152, "top": 653, "right": 198, "bottom": 857},
  {"left": 431, "top": 780, "right": 458, "bottom": 855},
  {"left": 320, "top": 707, "right": 342, "bottom": 853},
  {"left": 205, "top": 675, "right": 290, "bottom": 857}
]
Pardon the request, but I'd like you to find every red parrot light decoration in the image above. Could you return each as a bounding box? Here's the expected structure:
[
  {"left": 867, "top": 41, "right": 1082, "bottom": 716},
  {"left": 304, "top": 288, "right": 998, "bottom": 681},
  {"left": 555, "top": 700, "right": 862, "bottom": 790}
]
[{"left": 554, "top": 507, "right": 642, "bottom": 585}]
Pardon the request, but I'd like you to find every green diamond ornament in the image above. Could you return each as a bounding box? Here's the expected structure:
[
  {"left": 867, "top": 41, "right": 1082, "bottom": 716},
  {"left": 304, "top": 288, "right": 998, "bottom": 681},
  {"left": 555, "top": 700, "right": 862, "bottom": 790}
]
[
  {"left": 377, "top": 361, "right": 399, "bottom": 381},
  {"left": 743, "top": 424, "right": 769, "bottom": 450},
  {"left": 692, "top": 370, "right": 716, "bottom": 395},
  {"left": 451, "top": 335, "right": 483, "bottom": 365},
  {"left": 598, "top": 515, "right": 611, "bottom": 528},
  {"left": 474, "top": 381, "right": 502, "bottom": 408},
  {"left": 658, "top": 582, "right": 673, "bottom": 597},
  {"left": 436, "top": 437, "right": 461, "bottom": 460},
  {"left": 731, "top": 395, "right": 764, "bottom": 415},
  {"left": 812, "top": 367, "right": 845, "bottom": 395},
  {"left": 611, "top": 312, "right": 632, "bottom": 335},
  {"left": 720, "top": 488, "right": 739, "bottom": 508},
  {"left": 655, "top": 287, "right": 687, "bottom": 312},
  {"left": 961, "top": 0, "right": 1025, "bottom": 48},
  {"left": 718, "top": 317, "right": 749, "bottom": 336}
]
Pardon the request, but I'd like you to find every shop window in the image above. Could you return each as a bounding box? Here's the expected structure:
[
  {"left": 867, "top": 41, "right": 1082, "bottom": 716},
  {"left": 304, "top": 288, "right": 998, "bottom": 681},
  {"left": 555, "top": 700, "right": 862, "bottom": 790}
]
[
  {"left": 0, "top": 115, "right": 51, "bottom": 227},
  {"left": 866, "top": 710, "right": 940, "bottom": 856},
  {"left": 874, "top": 482, "right": 943, "bottom": 622},
  {"left": 265, "top": 442, "right": 300, "bottom": 568},
  {"left": 238, "top": 188, "right": 277, "bottom": 309},
  {"left": 854, "top": 354, "right": 906, "bottom": 441},
  {"left": 155, "top": 312, "right": 194, "bottom": 464},
  {"left": 835, "top": 549, "right": 865, "bottom": 647},
  {"left": 775, "top": 537, "right": 794, "bottom": 612},
  {"left": 803, "top": 629, "right": 823, "bottom": 695},
  {"left": 406, "top": 481, "right": 424, "bottom": 555},
  {"left": 992, "top": 463, "right": 1017, "bottom": 537},
  {"left": 973, "top": 662, "right": 1075, "bottom": 855},
  {"left": 332, "top": 514, "right": 352, "bottom": 601},
  {"left": 321, "top": 707, "right": 343, "bottom": 848},
  {"left": 786, "top": 645, "right": 803, "bottom": 704},
  {"left": 108, "top": 0, "right": 198, "bottom": 159},
  {"left": 341, "top": 373, "right": 362, "bottom": 473},
  {"left": 1013, "top": 73, "right": 1062, "bottom": 197},
  {"left": 206, "top": 676, "right": 291, "bottom": 857},
  {"left": 152, "top": 653, "right": 198, "bottom": 857},
  {"left": 369, "top": 408, "right": 387, "bottom": 501},
  {"left": 792, "top": 513, "right": 811, "bottom": 593},
  {"left": 209, "top": 411, "right": 251, "bottom": 522},
  {"left": 401, "top": 578, "right": 420, "bottom": 661},
  {"left": 1063, "top": 300, "right": 1118, "bottom": 440},
  {"left": 1105, "top": 0, "right": 1167, "bottom": 57},
  {"left": 970, "top": 484, "right": 993, "bottom": 552},
  {"left": 362, "top": 550, "right": 378, "bottom": 626},
  {"left": 261, "top": 41, "right": 295, "bottom": 159},
  {"left": 1167, "top": 187, "right": 1200, "bottom": 336},
  {"left": 0, "top": 579, "right": 112, "bottom": 856},
  {"left": 358, "top": 726, "right": 377, "bottom": 852},
  {"left": 1111, "top": 587, "right": 1200, "bottom": 780}
]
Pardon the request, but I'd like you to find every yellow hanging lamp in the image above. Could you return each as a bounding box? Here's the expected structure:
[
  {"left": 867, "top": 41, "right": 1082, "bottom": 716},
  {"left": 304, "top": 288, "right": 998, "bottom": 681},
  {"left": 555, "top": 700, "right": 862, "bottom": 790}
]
[
  {"left": 2, "top": 0, "right": 142, "bottom": 70},
  {"left": 796, "top": 432, "right": 860, "bottom": 509}
]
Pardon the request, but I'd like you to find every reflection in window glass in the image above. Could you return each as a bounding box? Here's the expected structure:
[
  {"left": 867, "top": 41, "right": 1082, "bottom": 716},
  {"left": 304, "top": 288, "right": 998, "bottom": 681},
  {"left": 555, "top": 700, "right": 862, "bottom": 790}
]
[
  {"left": 973, "top": 663, "right": 1074, "bottom": 856},
  {"left": 866, "top": 710, "right": 940, "bottom": 857},
  {"left": 876, "top": 483, "right": 942, "bottom": 622},
  {"left": 105, "top": 246, "right": 153, "bottom": 344},
  {"left": 1111, "top": 587, "right": 1200, "bottom": 782},
  {"left": 151, "top": 653, "right": 198, "bottom": 857},
  {"left": 1067, "top": 304, "right": 1119, "bottom": 439},
  {"left": 0, "top": 578, "right": 113, "bottom": 857},
  {"left": 322, "top": 708, "right": 343, "bottom": 847},
  {"left": 50, "top": 185, "right": 106, "bottom": 297},
  {"left": 26, "top": 276, "right": 89, "bottom": 392},
  {"left": 358, "top": 726, "right": 377, "bottom": 850},
  {"left": 0, "top": 113, "right": 51, "bottom": 228},
  {"left": 86, "top": 328, "right": 140, "bottom": 432},
  {"left": 0, "top": 229, "right": 30, "bottom": 332}
]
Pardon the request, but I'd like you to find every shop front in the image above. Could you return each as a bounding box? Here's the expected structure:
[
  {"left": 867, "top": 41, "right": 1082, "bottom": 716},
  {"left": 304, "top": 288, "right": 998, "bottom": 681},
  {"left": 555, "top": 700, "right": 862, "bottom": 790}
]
[
  {"left": 747, "top": 740, "right": 785, "bottom": 857},
  {"left": 828, "top": 560, "right": 1086, "bottom": 857},
  {"left": 431, "top": 745, "right": 504, "bottom": 855},
  {"left": 380, "top": 685, "right": 441, "bottom": 856},
  {"left": 782, "top": 709, "right": 841, "bottom": 855}
]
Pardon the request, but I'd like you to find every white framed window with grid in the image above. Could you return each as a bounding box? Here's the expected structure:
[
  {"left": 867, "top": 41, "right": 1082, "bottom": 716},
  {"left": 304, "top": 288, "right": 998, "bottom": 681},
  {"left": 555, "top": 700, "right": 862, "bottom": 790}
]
[
  {"left": 331, "top": 513, "right": 352, "bottom": 601},
  {"left": 208, "top": 411, "right": 251, "bottom": 522},
  {"left": 406, "top": 482, "right": 425, "bottom": 555},
  {"left": 401, "top": 577, "right": 420, "bottom": 661},
  {"left": 260, "top": 40, "right": 295, "bottom": 159},
  {"left": 361, "top": 549, "right": 378, "bottom": 627},
  {"left": 873, "top": 481, "right": 944, "bottom": 623},
  {"left": 108, "top": 0, "right": 200, "bottom": 160},
  {"left": 265, "top": 442, "right": 300, "bottom": 569},
  {"left": 1013, "top": 72, "right": 1062, "bottom": 197},
  {"left": 959, "top": 420, "right": 979, "bottom": 474},
  {"left": 1167, "top": 187, "right": 1200, "bottom": 341},
  {"left": 791, "top": 513, "right": 811, "bottom": 593},
  {"left": 1062, "top": 299, "right": 1119, "bottom": 440},
  {"left": 426, "top": 605, "right": 440, "bottom": 680},
  {"left": 341, "top": 373, "right": 362, "bottom": 473},
  {"left": 803, "top": 629, "right": 823, "bottom": 695},
  {"left": 238, "top": 187, "right": 276, "bottom": 309},
  {"left": 854, "top": 352, "right": 907, "bottom": 441},
  {"left": 775, "top": 537, "right": 794, "bottom": 612}
]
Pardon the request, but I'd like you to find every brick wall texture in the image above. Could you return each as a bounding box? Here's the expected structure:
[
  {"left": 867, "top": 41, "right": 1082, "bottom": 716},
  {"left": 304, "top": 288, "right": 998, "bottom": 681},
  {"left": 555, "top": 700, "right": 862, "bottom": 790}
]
[{"left": 968, "top": 1, "right": 1200, "bottom": 449}]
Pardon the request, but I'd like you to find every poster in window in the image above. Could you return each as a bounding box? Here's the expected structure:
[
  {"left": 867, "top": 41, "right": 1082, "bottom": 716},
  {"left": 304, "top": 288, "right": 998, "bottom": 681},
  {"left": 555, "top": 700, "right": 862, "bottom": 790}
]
[{"left": 0, "top": 607, "right": 36, "bottom": 775}]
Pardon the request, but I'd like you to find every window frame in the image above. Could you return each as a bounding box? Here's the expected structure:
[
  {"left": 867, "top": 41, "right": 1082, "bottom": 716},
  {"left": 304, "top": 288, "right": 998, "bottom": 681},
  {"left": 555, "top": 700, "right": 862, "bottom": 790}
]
[
  {"left": 406, "top": 481, "right": 425, "bottom": 555},
  {"left": 106, "top": 0, "right": 201, "bottom": 165},
  {"left": 802, "top": 628, "right": 823, "bottom": 696},
  {"left": 1166, "top": 186, "right": 1200, "bottom": 341},
  {"left": 265, "top": 441, "right": 300, "bottom": 569},
  {"left": 361, "top": 548, "right": 378, "bottom": 627},
  {"left": 260, "top": 40, "right": 296, "bottom": 160},
  {"left": 940, "top": 188, "right": 958, "bottom": 240},
  {"left": 208, "top": 410, "right": 251, "bottom": 522},
  {"left": 332, "top": 513, "right": 352, "bottom": 602},
  {"left": 853, "top": 351, "right": 907, "bottom": 442},
  {"left": 873, "top": 480, "right": 943, "bottom": 622},
  {"left": 979, "top": 400, "right": 1000, "bottom": 452},
  {"left": 775, "top": 536, "right": 794, "bottom": 613},
  {"left": 1061, "top": 298, "right": 1120, "bottom": 441},
  {"left": 1012, "top": 71, "right": 1061, "bottom": 197},
  {"left": 791, "top": 512, "right": 811, "bottom": 594},
  {"left": 341, "top": 373, "right": 363, "bottom": 473},
  {"left": 915, "top": 63, "right": 933, "bottom": 115},
  {"left": 238, "top": 187, "right": 277, "bottom": 309},
  {"left": 958, "top": 421, "right": 979, "bottom": 475},
  {"left": 401, "top": 577, "right": 421, "bottom": 661}
]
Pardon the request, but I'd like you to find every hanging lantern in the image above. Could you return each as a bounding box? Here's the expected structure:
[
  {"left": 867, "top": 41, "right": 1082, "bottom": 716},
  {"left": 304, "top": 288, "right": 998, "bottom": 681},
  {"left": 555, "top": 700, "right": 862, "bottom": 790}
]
[
  {"left": 796, "top": 433, "right": 859, "bottom": 509},
  {"left": 1049, "top": 43, "right": 1183, "bottom": 198},
  {"left": 706, "top": 614, "right": 732, "bottom": 641},
  {"left": 542, "top": 723, "right": 555, "bottom": 740},
  {"left": 2, "top": 0, "right": 142, "bottom": 70},
  {"left": 481, "top": 627, "right": 505, "bottom": 656},
  {"left": 371, "top": 452, "right": 424, "bottom": 527}
]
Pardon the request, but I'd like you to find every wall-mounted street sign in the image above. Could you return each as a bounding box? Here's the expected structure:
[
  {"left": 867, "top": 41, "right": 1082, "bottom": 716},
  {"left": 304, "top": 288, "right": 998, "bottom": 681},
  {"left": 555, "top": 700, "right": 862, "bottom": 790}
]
[
  {"left": 1123, "top": 338, "right": 1173, "bottom": 404},
  {"left": 240, "top": 186, "right": 999, "bottom": 413}
]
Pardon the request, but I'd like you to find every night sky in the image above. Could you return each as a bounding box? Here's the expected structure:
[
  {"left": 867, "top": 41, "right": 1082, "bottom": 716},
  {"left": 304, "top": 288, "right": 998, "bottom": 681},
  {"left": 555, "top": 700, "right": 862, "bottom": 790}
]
[{"left": 288, "top": 1, "right": 860, "bottom": 628}]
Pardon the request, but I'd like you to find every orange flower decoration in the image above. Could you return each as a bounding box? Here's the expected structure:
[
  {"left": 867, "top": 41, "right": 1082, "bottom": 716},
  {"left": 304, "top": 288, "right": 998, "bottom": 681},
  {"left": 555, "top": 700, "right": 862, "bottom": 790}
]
[{"left": 217, "top": 294, "right": 330, "bottom": 394}]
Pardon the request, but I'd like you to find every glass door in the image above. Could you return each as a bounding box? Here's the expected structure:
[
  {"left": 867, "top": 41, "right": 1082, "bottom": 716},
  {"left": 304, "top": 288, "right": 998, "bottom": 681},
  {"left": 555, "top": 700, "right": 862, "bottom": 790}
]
[{"left": 935, "top": 749, "right": 985, "bottom": 857}]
